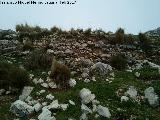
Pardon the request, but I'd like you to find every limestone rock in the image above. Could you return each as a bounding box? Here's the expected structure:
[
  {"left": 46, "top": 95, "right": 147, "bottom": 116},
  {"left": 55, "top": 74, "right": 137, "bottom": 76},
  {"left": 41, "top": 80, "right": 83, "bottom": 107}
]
[
  {"left": 69, "top": 100, "right": 75, "bottom": 105},
  {"left": 144, "top": 87, "right": 159, "bottom": 107},
  {"left": 79, "top": 88, "right": 95, "bottom": 104},
  {"left": 81, "top": 104, "right": 92, "bottom": 114},
  {"left": 69, "top": 79, "right": 76, "bottom": 87},
  {"left": 97, "top": 105, "right": 111, "bottom": 118},
  {"left": 10, "top": 100, "right": 34, "bottom": 117},
  {"left": 38, "top": 108, "right": 56, "bottom": 120},
  {"left": 46, "top": 94, "right": 54, "bottom": 101},
  {"left": 121, "top": 96, "right": 129, "bottom": 102},
  {"left": 19, "top": 86, "right": 34, "bottom": 101},
  {"left": 126, "top": 86, "right": 137, "bottom": 99},
  {"left": 34, "top": 103, "right": 42, "bottom": 112},
  {"left": 48, "top": 82, "right": 57, "bottom": 89},
  {"left": 90, "top": 62, "right": 112, "bottom": 76}
]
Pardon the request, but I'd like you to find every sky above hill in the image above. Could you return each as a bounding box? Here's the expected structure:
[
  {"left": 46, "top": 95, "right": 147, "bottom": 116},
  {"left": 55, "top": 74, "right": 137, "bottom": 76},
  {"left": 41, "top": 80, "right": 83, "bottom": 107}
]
[{"left": 0, "top": 0, "right": 160, "bottom": 34}]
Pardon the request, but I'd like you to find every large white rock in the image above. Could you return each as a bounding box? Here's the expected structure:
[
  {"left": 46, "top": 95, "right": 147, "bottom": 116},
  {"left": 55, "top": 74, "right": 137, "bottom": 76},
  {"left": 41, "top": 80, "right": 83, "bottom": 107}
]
[
  {"left": 79, "top": 88, "right": 95, "bottom": 104},
  {"left": 121, "top": 96, "right": 129, "bottom": 102},
  {"left": 97, "top": 105, "right": 111, "bottom": 118},
  {"left": 41, "top": 83, "right": 49, "bottom": 88},
  {"left": 144, "top": 87, "right": 159, "bottom": 107},
  {"left": 10, "top": 100, "right": 34, "bottom": 117},
  {"left": 39, "top": 90, "right": 46, "bottom": 94},
  {"left": 126, "top": 86, "right": 137, "bottom": 99},
  {"left": 46, "top": 94, "right": 55, "bottom": 101},
  {"left": 81, "top": 104, "right": 92, "bottom": 114},
  {"left": 48, "top": 82, "right": 57, "bottom": 89},
  {"left": 34, "top": 103, "right": 42, "bottom": 112},
  {"left": 80, "top": 113, "right": 88, "bottom": 120},
  {"left": 47, "top": 100, "right": 59, "bottom": 110},
  {"left": 69, "top": 79, "right": 76, "bottom": 87},
  {"left": 60, "top": 104, "right": 68, "bottom": 111},
  {"left": 135, "top": 72, "right": 140, "bottom": 78},
  {"left": 69, "top": 100, "right": 75, "bottom": 105},
  {"left": 19, "top": 86, "right": 34, "bottom": 101},
  {"left": 38, "top": 108, "right": 56, "bottom": 120},
  {"left": 90, "top": 62, "right": 112, "bottom": 75}
]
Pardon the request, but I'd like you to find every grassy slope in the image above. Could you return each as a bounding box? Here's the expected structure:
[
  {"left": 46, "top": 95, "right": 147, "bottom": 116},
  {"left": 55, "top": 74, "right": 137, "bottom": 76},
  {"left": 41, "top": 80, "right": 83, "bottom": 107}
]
[{"left": 0, "top": 57, "right": 160, "bottom": 120}]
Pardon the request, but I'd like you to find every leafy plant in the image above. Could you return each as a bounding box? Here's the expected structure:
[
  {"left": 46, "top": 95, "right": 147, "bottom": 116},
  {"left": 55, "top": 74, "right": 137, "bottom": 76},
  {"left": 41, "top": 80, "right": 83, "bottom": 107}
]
[
  {"left": 50, "top": 59, "right": 71, "bottom": 89},
  {"left": 138, "top": 33, "right": 152, "bottom": 54},
  {"left": 25, "top": 49, "right": 53, "bottom": 70},
  {"left": 110, "top": 54, "right": 127, "bottom": 70},
  {"left": 0, "top": 61, "right": 29, "bottom": 90}
]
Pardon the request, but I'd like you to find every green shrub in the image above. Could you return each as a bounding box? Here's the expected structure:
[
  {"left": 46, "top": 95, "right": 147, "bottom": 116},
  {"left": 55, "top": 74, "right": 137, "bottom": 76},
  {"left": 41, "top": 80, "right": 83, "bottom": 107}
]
[
  {"left": 23, "top": 41, "right": 34, "bottom": 51},
  {"left": 25, "top": 49, "right": 53, "bottom": 70},
  {"left": 115, "top": 28, "right": 125, "bottom": 44},
  {"left": 125, "top": 34, "right": 135, "bottom": 44},
  {"left": 138, "top": 33, "right": 152, "bottom": 54},
  {"left": 0, "top": 61, "right": 29, "bottom": 90},
  {"left": 84, "top": 28, "right": 92, "bottom": 36},
  {"left": 110, "top": 54, "right": 127, "bottom": 70},
  {"left": 16, "top": 23, "right": 42, "bottom": 33},
  {"left": 50, "top": 59, "right": 71, "bottom": 89},
  {"left": 137, "top": 67, "right": 160, "bottom": 80}
]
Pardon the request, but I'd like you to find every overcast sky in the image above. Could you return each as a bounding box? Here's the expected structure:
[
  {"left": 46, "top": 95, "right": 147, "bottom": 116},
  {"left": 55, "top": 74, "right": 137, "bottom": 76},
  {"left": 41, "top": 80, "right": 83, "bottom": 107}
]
[{"left": 0, "top": 0, "right": 160, "bottom": 34}]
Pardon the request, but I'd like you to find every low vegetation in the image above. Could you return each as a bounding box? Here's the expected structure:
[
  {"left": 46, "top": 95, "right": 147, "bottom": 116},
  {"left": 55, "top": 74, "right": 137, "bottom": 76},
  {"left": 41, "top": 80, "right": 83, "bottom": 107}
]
[
  {"left": 25, "top": 49, "right": 53, "bottom": 70},
  {"left": 110, "top": 54, "right": 127, "bottom": 70},
  {"left": 50, "top": 58, "right": 71, "bottom": 89},
  {"left": 0, "top": 60, "right": 29, "bottom": 90}
]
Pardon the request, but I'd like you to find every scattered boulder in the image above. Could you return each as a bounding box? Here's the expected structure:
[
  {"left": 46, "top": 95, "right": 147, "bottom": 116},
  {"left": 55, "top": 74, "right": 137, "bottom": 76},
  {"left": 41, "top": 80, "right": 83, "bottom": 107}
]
[
  {"left": 69, "top": 79, "right": 76, "bottom": 87},
  {"left": 81, "top": 104, "right": 92, "bottom": 114},
  {"left": 121, "top": 96, "right": 129, "bottom": 102},
  {"left": 19, "top": 86, "right": 34, "bottom": 101},
  {"left": 97, "top": 105, "right": 111, "bottom": 118},
  {"left": 60, "top": 104, "right": 69, "bottom": 111},
  {"left": 135, "top": 72, "right": 140, "bottom": 78},
  {"left": 46, "top": 94, "right": 55, "bottom": 101},
  {"left": 125, "top": 86, "right": 137, "bottom": 99},
  {"left": 41, "top": 83, "right": 49, "bottom": 88},
  {"left": 144, "top": 87, "right": 159, "bottom": 107},
  {"left": 10, "top": 100, "right": 34, "bottom": 117},
  {"left": 38, "top": 108, "right": 56, "bottom": 120},
  {"left": 34, "top": 103, "right": 42, "bottom": 112},
  {"left": 80, "top": 113, "right": 88, "bottom": 120},
  {"left": 79, "top": 88, "right": 95, "bottom": 104},
  {"left": 47, "top": 100, "right": 59, "bottom": 110},
  {"left": 48, "top": 82, "right": 57, "bottom": 89},
  {"left": 90, "top": 62, "right": 112, "bottom": 76},
  {"left": 69, "top": 100, "right": 75, "bottom": 105}
]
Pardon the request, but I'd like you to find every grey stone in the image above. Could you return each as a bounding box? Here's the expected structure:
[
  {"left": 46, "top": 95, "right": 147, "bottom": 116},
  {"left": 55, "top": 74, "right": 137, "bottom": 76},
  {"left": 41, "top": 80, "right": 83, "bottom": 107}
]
[
  {"left": 19, "top": 86, "right": 34, "bottom": 101},
  {"left": 10, "top": 100, "right": 34, "bottom": 117},
  {"left": 97, "top": 105, "right": 111, "bottom": 118},
  {"left": 144, "top": 87, "right": 159, "bottom": 107},
  {"left": 38, "top": 108, "right": 56, "bottom": 120}
]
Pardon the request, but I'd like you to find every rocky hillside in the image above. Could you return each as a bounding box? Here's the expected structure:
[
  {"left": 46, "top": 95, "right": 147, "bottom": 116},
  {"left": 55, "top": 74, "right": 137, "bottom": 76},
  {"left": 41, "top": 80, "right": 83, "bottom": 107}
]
[
  {"left": 0, "top": 26, "right": 160, "bottom": 120},
  {"left": 146, "top": 27, "right": 160, "bottom": 38}
]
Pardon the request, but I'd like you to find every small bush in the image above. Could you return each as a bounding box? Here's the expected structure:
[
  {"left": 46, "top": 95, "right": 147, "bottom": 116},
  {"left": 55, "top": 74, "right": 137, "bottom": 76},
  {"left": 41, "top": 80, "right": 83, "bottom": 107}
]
[
  {"left": 138, "top": 33, "right": 152, "bottom": 54},
  {"left": 110, "top": 54, "right": 127, "bottom": 70},
  {"left": 25, "top": 49, "right": 53, "bottom": 70},
  {"left": 137, "top": 67, "right": 160, "bottom": 80},
  {"left": 50, "top": 59, "right": 71, "bottom": 89},
  {"left": 0, "top": 61, "right": 29, "bottom": 90},
  {"left": 115, "top": 28, "right": 125, "bottom": 44},
  {"left": 23, "top": 41, "right": 34, "bottom": 51},
  {"left": 84, "top": 28, "right": 92, "bottom": 36}
]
